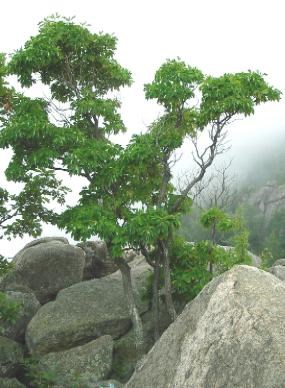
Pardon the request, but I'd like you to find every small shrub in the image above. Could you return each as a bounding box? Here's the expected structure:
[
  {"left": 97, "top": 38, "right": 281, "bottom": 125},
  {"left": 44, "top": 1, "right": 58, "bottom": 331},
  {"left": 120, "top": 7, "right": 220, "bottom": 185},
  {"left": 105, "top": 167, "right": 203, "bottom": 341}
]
[{"left": 0, "top": 255, "right": 21, "bottom": 331}]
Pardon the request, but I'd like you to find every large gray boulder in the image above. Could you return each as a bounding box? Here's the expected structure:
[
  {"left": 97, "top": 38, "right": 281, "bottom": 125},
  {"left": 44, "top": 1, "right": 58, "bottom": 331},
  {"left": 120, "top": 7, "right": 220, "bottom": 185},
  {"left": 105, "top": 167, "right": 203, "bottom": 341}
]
[
  {"left": 272, "top": 258, "right": 285, "bottom": 267},
  {"left": 15, "top": 236, "right": 69, "bottom": 253},
  {"left": 0, "top": 336, "right": 23, "bottom": 378},
  {"left": 268, "top": 265, "right": 285, "bottom": 282},
  {"left": 126, "top": 265, "right": 285, "bottom": 388},
  {"left": 26, "top": 256, "right": 152, "bottom": 354},
  {"left": 4, "top": 237, "right": 85, "bottom": 304},
  {"left": 2, "top": 291, "right": 40, "bottom": 343},
  {"left": 38, "top": 335, "right": 113, "bottom": 387}
]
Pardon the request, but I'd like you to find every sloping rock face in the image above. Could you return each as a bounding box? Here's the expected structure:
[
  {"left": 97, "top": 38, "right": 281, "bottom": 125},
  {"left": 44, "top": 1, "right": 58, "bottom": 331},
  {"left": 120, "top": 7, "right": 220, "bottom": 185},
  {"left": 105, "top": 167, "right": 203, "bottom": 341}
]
[
  {"left": 39, "top": 335, "right": 113, "bottom": 387},
  {"left": 0, "top": 336, "right": 23, "bottom": 378},
  {"left": 2, "top": 291, "right": 40, "bottom": 343},
  {"left": 248, "top": 183, "right": 285, "bottom": 223},
  {"left": 4, "top": 237, "right": 85, "bottom": 304},
  {"left": 127, "top": 265, "right": 285, "bottom": 388},
  {"left": 26, "top": 256, "right": 152, "bottom": 354}
]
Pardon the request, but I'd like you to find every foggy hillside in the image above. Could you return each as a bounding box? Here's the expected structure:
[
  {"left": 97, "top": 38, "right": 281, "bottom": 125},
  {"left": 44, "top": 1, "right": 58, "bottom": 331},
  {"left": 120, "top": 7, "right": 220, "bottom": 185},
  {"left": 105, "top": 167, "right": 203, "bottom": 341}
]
[{"left": 229, "top": 125, "right": 285, "bottom": 189}]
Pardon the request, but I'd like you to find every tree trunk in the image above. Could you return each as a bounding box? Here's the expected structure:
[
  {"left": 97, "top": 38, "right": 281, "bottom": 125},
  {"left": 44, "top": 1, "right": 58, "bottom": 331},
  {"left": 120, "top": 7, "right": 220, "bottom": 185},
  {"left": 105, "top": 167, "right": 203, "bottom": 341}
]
[
  {"left": 161, "top": 241, "right": 177, "bottom": 322},
  {"left": 209, "top": 222, "right": 217, "bottom": 274},
  {"left": 152, "top": 258, "right": 161, "bottom": 341},
  {"left": 209, "top": 261, "right": 213, "bottom": 274},
  {"left": 117, "top": 257, "right": 144, "bottom": 355}
]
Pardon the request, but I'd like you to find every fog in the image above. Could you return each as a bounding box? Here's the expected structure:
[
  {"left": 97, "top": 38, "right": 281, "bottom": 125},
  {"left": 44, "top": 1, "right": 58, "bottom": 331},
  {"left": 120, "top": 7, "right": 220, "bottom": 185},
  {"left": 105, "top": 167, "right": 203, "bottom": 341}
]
[{"left": 1, "top": 0, "right": 285, "bottom": 257}]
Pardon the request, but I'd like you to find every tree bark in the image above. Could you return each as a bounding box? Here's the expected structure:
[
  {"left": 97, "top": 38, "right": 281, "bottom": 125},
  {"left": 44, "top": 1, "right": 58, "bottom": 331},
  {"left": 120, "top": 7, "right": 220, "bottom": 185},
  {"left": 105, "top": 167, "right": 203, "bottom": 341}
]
[
  {"left": 209, "top": 222, "right": 217, "bottom": 274},
  {"left": 116, "top": 257, "right": 144, "bottom": 355},
  {"left": 152, "top": 257, "right": 161, "bottom": 341},
  {"left": 161, "top": 241, "right": 177, "bottom": 322}
]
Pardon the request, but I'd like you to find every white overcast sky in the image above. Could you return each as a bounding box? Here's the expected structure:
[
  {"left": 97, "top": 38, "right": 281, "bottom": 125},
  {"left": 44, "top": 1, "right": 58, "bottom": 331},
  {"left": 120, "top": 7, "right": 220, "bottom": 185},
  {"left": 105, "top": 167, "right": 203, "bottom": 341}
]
[{"left": 0, "top": 0, "right": 285, "bottom": 257}]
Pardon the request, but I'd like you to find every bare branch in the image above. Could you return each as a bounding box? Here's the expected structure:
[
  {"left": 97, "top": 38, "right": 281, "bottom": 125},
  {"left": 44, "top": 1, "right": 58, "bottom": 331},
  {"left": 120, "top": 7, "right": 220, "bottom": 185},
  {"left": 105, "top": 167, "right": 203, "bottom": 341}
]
[
  {"left": 52, "top": 164, "right": 92, "bottom": 182},
  {"left": 194, "top": 159, "right": 236, "bottom": 210},
  {"left": 0, "top": 210, "right": 19, "bottom": 226},
  {"left": 171, "top": 114, "right": 233, "bottom": 213}
]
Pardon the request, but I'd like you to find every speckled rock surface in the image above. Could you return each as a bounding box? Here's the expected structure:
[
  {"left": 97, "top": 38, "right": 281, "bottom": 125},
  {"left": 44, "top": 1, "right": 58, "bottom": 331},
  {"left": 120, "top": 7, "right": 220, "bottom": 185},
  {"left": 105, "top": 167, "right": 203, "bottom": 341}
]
[
  {"left": 26, "top": 257, "right": 151, "bottom": 354},
  {"left": 126, "top": 266, "right": 285, "bottom": 388},
  {"left": 9, "top": 238, "right": 85, "bottom": 304},
  {"left": 39, "top": 336, "right": 113, "bottom": 387},
  {"left": 0, "top": 336, "right": 23, "bottom": 378}
]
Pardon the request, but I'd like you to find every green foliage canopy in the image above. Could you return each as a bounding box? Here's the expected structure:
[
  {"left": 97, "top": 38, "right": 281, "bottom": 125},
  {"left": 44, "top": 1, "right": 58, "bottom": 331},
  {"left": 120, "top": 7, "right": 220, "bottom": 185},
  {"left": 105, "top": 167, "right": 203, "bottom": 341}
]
[{"left": 0, "top": 15, "right": 281, "bottom": 277}]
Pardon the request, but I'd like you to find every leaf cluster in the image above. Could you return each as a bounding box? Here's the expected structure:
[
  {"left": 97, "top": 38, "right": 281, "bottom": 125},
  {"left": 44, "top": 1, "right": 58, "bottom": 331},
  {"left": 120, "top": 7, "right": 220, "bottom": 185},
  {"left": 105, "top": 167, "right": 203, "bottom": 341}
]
[
  {"left": 8, "top": 16, "right": 132, "bottom": 97},
  {"left": 198, "top": 71, "right": 281, "bottom": 126},
  {"left": 144, "top": 59, "right": 204, "bottom": 113},
  {"left": 0, "top": 292, "right": 21, "bottom": 331},
  {"left": 170, "top": 229, "right": 250, "bottom": 300},
  {"left": 170, "top": 238, "right": 214, "bottom": 299},
  {"left": 200, "top": 207, "right": 236, "bottom": 232}
]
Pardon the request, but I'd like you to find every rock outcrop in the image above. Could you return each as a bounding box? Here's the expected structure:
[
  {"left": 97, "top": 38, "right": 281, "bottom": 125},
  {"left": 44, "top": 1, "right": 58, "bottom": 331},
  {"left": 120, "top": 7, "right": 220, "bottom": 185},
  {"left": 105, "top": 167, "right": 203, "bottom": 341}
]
[
  {"left": 5, "top": 235, "right": 285, "bottom": 388},
  {"left": 26, "top": 256, "right": 151, "bottom": 354},
  {"left": 126, "top": 265, "right": 285, "bottom": 388},
  {"left": 1, "top": 237, "right": 85, "bottom": 304},
  {"left": 248, "top": 183, "right": 285, "bottom": 223},
  {"left": 1, "top": 237, "right": 154, "bottom": 386}
]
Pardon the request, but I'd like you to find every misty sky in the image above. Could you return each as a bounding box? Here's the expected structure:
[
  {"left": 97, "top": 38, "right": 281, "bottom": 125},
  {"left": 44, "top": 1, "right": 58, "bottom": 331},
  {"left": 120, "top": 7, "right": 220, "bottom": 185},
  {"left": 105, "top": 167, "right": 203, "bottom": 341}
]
[{"left": 0, "top": 0, "right": 284, "bottom": 256}]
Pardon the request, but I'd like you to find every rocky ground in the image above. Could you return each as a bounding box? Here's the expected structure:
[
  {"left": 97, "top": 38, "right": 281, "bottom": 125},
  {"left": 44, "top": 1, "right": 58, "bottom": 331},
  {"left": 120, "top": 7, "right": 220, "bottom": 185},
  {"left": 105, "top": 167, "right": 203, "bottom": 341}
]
[{"left": 0, "top": 236, "right": 284, "bottom": 387}]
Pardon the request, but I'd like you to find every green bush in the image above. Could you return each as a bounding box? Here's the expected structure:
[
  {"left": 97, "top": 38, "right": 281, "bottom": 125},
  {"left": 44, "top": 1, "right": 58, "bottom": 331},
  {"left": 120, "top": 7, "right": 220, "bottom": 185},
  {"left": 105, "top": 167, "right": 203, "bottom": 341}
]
[{"left": 0, "top": 255, "right": 21, "bottom": 332}]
